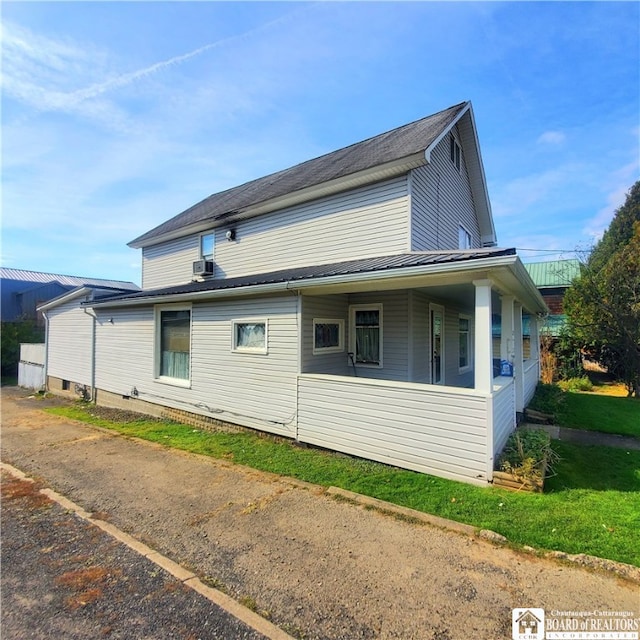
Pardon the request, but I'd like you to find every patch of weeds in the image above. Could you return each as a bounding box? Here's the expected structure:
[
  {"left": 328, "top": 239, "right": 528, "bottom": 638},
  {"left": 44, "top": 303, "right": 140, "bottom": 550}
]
[
  {"left": 239, "top": 594, "right": 258, "bottom": 611},
  {"left": 281, "top": 622, "right": 308, "bottom": 639},
  {"left": 498, "top": 429, "right": 559, "bottom": 483},
  {"left": 200, "top": 575, "right": 229, "bottom": 594}
]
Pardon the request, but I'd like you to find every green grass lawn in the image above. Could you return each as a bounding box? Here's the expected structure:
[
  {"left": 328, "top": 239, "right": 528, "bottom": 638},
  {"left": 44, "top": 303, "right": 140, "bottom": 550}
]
[
  {"left": 557, "top": 392, "right": 640, "bottom": 438},
  {"left": 46, "top": 404, "right": 640, "bottom": 567}
]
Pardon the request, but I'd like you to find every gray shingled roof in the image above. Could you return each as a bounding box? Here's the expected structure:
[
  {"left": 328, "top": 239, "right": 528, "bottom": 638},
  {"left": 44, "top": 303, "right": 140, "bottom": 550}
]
[
  {"left": 91, "top": 248, "right": 515, "bottom": 306},
  {"left": 129, "top": 102, "right": 468, "bottom": 247}
]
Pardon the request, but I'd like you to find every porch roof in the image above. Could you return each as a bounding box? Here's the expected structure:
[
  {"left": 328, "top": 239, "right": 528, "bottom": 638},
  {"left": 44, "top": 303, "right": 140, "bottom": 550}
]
[{"left": 88, "top": 248, "right": 546, "bottom": 314}]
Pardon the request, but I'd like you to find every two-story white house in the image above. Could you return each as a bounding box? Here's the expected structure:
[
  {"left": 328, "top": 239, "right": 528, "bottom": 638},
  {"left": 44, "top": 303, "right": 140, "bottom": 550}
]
[{"left": 40, "top": 101, "right": 546, "bottom": 486}]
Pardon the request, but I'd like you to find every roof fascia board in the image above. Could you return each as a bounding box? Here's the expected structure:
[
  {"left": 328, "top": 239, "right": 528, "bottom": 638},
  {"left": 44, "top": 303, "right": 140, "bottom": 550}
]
[
  {"left": 90, "top": 254, "right": 521, "bottom": 309},
  {"left": 129, "top": 152, "right": 426, "bottom": 249},
  {"left": 423, "top": 101, "right": 471, "bottom": 163},
  {"left": 37, "top": 286, "right": 93, "bottom": 312}
]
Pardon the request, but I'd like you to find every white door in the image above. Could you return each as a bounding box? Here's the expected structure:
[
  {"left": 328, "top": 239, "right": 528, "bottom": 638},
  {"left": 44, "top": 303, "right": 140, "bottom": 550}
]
[{"left": 430, "top": 305, "right": 445, "bottom": 385}]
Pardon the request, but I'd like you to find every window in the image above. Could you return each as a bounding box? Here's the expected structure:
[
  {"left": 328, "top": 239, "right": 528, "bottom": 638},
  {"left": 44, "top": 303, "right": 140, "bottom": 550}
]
[
  {"left": 232, "top": 320, "right": 267, "bottom": 354},
  {"left": 313, "top": 319, "right": 344, "bottom": 354},
  {"left": 450, "top": 135, "right": 461, "bottom": 171},
  {"left": 200, "top": 232, "right": 215, "bottom": 261},
  {"left": 156, "top": 307, "right": 191, "bottom": 382},
  {"left": 349, "top": 304, "right": 382, "bottom": 367},
  {"left": 458, "top": 225, "right": 471, "bottom": 250},
  {"left": 459, "top": 315, "right": 472, "bottom": 371}
]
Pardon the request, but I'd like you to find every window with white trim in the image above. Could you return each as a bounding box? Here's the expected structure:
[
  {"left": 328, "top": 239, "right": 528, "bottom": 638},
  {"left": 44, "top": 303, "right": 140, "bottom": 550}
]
[
  {"left": 232, "top": 319, "right": 268, "bottom": 354},
  {"left": 313, "top": 318, "right": 344, "bottom": 354},
  {"left": 200, "top": 232, "right": 215, "bottom": 261},
  {"left": 349, "top": 304, "right": 382, "bottom": 367},
  {"left": 156, "top": 306, "right": 191, "bottom": 383},
  {"left": 458, "top": 225, "right": 472, "bottom": 250},
  {"left": 458, "top": 314, "right": 472, "bottom": 372},
  {"left": 450, "top": 135, "right": 461, "bottom": 171}
]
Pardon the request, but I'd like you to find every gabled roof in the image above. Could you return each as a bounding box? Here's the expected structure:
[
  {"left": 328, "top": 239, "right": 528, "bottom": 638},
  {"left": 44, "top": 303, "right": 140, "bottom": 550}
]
[
  {"left": 37, "top": 284, "right": 142, "bottom": 312},
  {"left": 524, "top": 259, "right": 580, "bottom": 288},
  {"left": 0, "top": 267, "right": 139, "bottom": 291},
  {"left": 130, "top": 101, "right": 496, "bottom": 248}
]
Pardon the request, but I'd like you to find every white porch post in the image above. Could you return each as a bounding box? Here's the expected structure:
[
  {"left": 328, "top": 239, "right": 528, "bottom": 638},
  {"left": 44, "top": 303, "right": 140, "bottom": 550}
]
[
  {"left": 473, "top": 279, "right": 493, "bottom": 393},
  {"left": 514, "top": 302, "right": 524, "bottom": 413},
  {"left": 500, "top": 295, "right": 515, "bottom": 363}
]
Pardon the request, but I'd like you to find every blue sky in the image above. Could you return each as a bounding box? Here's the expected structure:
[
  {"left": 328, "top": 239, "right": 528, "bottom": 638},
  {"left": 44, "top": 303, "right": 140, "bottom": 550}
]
[{"left": 2, "top": 1, "right": 638, "bottom": 285}]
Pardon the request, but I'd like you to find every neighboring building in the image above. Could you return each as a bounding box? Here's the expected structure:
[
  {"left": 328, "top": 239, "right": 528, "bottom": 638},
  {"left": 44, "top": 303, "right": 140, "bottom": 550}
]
[
  {"left": 40, "top": 101, "right": 547, "bottom": 486},
  {"left": 525, "top": 260, "right": 580, "bottom": 336},
  {"left": 1, "top": 268, "right": 139, "bottom": 326}
]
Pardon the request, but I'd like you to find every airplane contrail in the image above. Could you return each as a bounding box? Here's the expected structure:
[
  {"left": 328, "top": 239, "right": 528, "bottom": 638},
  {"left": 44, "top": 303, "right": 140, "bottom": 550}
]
[{"left": 68, "top": 4, "right": 315, "bottom": 104}]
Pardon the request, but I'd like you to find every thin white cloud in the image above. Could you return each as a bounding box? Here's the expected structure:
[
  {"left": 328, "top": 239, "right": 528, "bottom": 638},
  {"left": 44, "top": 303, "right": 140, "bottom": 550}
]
[
  {"left": 490, "top": 166, "right": 578, "bottom": 218},
  {"left": 537, "top": 131, "right": 566, "bottom": 145}
]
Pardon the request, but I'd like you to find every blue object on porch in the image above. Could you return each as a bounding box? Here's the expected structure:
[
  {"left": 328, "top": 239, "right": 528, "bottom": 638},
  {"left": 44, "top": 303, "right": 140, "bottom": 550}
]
[{"left": 500, "top": 360, "right": 513, "bottom": 377}]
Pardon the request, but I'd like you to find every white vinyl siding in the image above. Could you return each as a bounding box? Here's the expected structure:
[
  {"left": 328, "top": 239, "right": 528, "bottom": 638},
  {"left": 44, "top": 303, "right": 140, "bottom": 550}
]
[
  {"left": 142, "top": 234, "right": 199, "bottom": 289},
  {"left": 301, "top": 295, "right": 350, "bottom": 376},
  {"left": 409, "top": 291, "right": 430, "bottom": 383},
  {"left": 94, "top": 295, "right": 298, "bottom": 438},
  {"left": 347, "top": 291, "right": 409, "bottom": 381},
  {"left": 523, "top": 359, "right": 539, "bottom": 406},
  {"left": 209, "top": 177, "right": 409, "bottom": 278},
  {"left": 492, "top": 378, "right": 517, "bottom": 459},
  {"left": 410, "top": 130, "right": 481, "bottom": 252},
  {"left": 46, "top": 294, "right": 97, "bottom": 387},
  {"left": 443, "top": 303, "right": 475, "bottom": 388},
  {"left": 298, "top": 374, "right": 490, "bottom": 485}
]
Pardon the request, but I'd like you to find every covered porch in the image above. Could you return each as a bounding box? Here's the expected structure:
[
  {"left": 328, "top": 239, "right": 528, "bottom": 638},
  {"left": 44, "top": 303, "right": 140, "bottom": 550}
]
[{"left": 294, "top": 264, "right": 544, "bottom": 486}]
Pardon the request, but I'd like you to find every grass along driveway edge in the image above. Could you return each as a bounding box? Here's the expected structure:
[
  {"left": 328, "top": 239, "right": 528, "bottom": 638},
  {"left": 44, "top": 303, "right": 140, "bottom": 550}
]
[{"left": 44, "top": 403, "right": 640, "bottom": 570}]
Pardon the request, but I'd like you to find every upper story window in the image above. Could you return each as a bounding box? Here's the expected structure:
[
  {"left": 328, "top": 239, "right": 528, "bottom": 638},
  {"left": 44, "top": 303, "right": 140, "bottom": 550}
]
[
  {"left": 200, "top": 232, "right": 215, "bottom": 261},
  {"left": 450, "top": 135, "right": 461, "bottom": 172},
  {"left": 458, "top": 225, "right": 472, "bottom": 250}
]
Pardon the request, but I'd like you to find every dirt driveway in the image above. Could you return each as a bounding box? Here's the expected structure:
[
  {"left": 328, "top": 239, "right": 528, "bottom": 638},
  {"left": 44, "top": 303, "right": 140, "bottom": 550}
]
[{"left": 1, "top": 388, "right": 638, "bottom": 640}]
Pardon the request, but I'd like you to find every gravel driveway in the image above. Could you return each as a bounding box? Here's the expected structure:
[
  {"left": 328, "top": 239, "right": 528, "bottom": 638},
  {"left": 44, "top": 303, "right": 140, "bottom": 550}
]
[{"left": 1, "top": 388, "right": 638, "bottom": 640}]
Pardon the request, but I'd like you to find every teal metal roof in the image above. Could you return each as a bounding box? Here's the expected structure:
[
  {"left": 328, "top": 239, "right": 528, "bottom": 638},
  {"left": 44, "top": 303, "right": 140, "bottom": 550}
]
[{"left": 524, "top": 259, "right": 580, "bottom": 288}]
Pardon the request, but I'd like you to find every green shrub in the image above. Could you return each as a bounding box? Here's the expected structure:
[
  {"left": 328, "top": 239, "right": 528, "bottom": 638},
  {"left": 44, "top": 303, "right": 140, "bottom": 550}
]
[
  {"left": 527, "top": 383, "right": 564, "bottom": 415},
  {"left": 557, "top": 376, "right": 593, "bottom": 392}
]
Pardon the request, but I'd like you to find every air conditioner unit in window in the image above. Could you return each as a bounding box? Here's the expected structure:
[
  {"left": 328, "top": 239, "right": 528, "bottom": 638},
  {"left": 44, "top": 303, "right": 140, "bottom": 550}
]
[{"left": 193, "top": 260, "right": 214, "bottom": 276}]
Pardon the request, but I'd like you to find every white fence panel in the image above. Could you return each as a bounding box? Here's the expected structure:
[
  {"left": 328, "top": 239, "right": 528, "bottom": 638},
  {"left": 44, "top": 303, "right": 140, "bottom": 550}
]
[
  {"left": 20, "top": 343, "right": 45, "bottom": 365},
  {"left": 18, "top": 343, "right": 46, "bottom": 390},
  {"left": 298, "top": 374, "right": 490, "bottom": 485}
]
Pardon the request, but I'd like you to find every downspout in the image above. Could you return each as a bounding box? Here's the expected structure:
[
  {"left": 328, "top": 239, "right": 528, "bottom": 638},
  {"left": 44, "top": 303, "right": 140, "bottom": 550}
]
[
  {"left": 83, "top": 302, "right": 97, "bottom": 403},
  {"left": 42, "top": 310, "right": 49, "bottom": 392}
]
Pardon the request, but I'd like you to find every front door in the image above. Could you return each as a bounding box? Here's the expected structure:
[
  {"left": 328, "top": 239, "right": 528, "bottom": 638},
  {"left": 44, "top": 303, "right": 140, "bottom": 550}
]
[{"left": 430, "top": 305, "right": 445, "bottom": 385}]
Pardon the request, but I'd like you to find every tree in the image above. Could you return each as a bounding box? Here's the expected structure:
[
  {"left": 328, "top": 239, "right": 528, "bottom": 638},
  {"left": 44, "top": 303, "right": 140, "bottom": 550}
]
[
  {"left": 0, "top": 319, "right": 45, "bottom": 379},
  {"left": 564, "top": 181, "right": 640, "bottom": 398}
]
